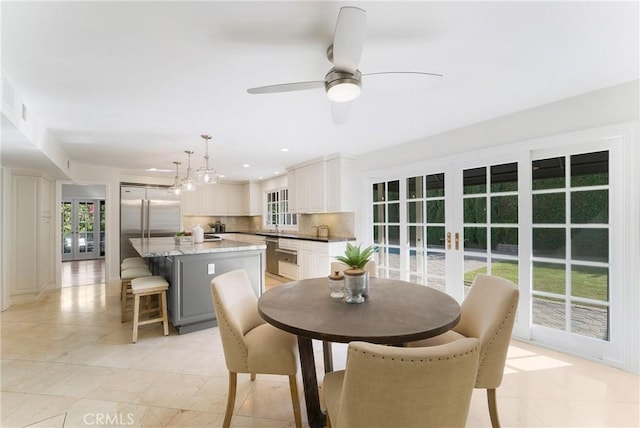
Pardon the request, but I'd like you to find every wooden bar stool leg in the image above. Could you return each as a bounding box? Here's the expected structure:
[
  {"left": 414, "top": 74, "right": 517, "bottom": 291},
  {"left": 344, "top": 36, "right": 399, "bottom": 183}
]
[
  {"left": 161, "top": 290, "right": 169, "bottom": 336},
  {"left": 120, "top": 280, "right": 129, "bottom": 323},
  {"left": 132, "top": 294, "right": 141, "bottom": 343}
]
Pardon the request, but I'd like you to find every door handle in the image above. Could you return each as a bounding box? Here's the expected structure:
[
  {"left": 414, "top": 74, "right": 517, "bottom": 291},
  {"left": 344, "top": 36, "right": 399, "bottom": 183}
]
[
  {"left": 455, "top": 232, "right": 460, "bottom": 251},
  {"left": 447, "top": 232, "right": 451, "bottom": 250}
]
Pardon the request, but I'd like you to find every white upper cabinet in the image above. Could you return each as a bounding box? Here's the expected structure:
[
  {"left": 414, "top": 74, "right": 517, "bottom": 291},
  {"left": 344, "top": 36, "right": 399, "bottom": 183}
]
[
  {"left": 326, "top": 156, "right": 355, "bottom": 213},
  {"left": 288, "top": 155, "right": 355, "bottom": 213},
  {"left": 182, "top": 183, "right": 245, "bottom": 216},
  {"left": 243, "top": 182, "right": 263, "bottom": 216}
]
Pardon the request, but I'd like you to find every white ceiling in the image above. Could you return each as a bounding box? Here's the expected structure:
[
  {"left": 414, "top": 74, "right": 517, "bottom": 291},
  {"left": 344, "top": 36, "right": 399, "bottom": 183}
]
[{"left": 2, "top": 1, "right": 638, "bottom": 182}]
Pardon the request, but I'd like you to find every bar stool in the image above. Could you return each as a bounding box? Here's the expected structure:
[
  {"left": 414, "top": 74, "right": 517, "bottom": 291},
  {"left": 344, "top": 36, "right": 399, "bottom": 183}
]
[
  {"left": 121, "top": 267, "right": 152, "bottom": 322},
  {"left": 121, "top": 257, "right": 147, "bottom": 270},
  {"left": 131, "top": 276, "right": 170, "bottom": 343}
]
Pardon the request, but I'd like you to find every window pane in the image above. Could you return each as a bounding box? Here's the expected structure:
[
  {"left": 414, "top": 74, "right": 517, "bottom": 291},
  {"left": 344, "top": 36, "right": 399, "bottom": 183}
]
[
  {"left": 426, "top": 251, "right": 446, "bottom": 276},
  {"left": 426, "top": 173, "right": 445, "bottom": 197},
  {"left": 426, "top": 200, "right": 444, "bottom": 223},
  {"left": 373, "top": 225, "right": 386, "bottom": 245},
  {"left": 407, "top": 201, "right": 423, "bottom": 223},
  {"left": 491, "top": 195, "right": 518, "bottom": 223},
  {"left": 426, "top": 226, "right": 445, "bottom": 249},
  {"left": 407, "top": 176, "right": 423, "bottom": 199},
  {"left": 373, "top": 183, "right": 385, "bottom": 202},
  {"left": 533, "top": 261, "right": 565, "bottom": 295},
  {"left": 409, "top": 248, "right": 424, "bottom": 274},
  {"left": 533, "top": 295, "right": 565, "bottom": 329},
  {"left": 463, "top": 167, "right": 486, "bottom": 194},
  {"left": 533, "top": 228, "right": 565, "bottom": 258},
  {"left": 463, "top": 255, "right": 486, "bottom": 285},
  {"left": 464, "top": 197, "right": 487, "bottom": 223},
  {"left": 491, "top": 162, "right": 518, "bottom": 192},
  {"left": 571, "top": 302, "right": 609, "bottom": 340},
  {"left": 387, "top": 247, "right": 400, "bottom": 269},
  {"left": 571, "top": 265, "right": 608, "bottom": 301},
  {"left": 532, "top": 156, "right": 566, "bottom": 190},
  {"left": 491, "top": 259, "right": 518, "bottom": 285},
  {"left": 388, "top": 203, "right": 400, "bottom": 223},
  {"left": 464, "top": 227, "right": 487, "bottom": 252},
  {"left": 571, "top": 228, "right": 608, "bottom": 262},
  {"left": 571, "top": 151, "right": 608, "bottom": 187},
  {"left": 491, "top": 228, "right": 518, "bottom": 255},
  {"left": 388, "top": 180, "right": 400, "bottom": 201},
  {"left": 373, "top": 247, "right": 387, "bottom": 267},
  {"left": 533, "top": 193, "right": 565, "bottom": 224},
  {"left": 571, "top": 190, "right": 608, "bottom": 224},
  {"left": 388, "top": 226, "right": 400, "bottom": 246},
  {"left": 408, "top": 226, "right": 424, "bottom": 247},
  {"left": 373, "top": 204, "right": 386, "bottom": 223}
]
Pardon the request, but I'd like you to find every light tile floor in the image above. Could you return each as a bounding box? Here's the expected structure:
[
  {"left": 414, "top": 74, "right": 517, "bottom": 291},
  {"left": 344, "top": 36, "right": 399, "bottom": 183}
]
[{"left": 1, "top": 275, "right": 638, "bottom": 427}]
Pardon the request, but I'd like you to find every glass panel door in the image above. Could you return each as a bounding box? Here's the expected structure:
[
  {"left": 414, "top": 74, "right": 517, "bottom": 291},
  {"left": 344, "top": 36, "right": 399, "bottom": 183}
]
[
  {"left": 461, "top": 162, "right": 519, "bottom": 296},
  {"left": 406, "top": 173, "right": 447, "bottom": 291},
  {"left": 372, "top": 180, "right": 401, "bottom": 279},
  {"left": 532, "top": 150, "right": 610, "bottom": 340},
  {"left": 61, "top": 201, "right": 73, "bottom": 261},
  {"left": 61, "top": 199, "right": 102, "bottom": 261}
]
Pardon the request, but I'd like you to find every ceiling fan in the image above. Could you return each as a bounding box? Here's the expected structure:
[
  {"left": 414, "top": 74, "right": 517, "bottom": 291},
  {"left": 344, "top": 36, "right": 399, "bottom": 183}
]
[{"left": 247, "top": 6, "right": 443, "bottom": 125}]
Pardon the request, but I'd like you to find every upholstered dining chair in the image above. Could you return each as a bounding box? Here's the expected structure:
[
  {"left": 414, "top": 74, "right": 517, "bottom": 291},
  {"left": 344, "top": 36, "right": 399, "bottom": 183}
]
[
  {"left": 210, "top": 269, "right": 302, "bottom": 428},
  {"left": 323, "top": 338, "right": 480, "bottom": 428},
  {"left": 330, "top": 260, "right": 377, "bottom": 277},
  {"left": 408, "top": 274, "right": 520, "bottom": 428}
]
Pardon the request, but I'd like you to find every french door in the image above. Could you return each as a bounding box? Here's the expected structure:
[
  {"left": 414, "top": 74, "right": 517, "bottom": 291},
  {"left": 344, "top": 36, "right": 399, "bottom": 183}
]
[
  {"left": 369, "top": 139, "right": 622, "bottom": 363},
  {"left": 61, "top": 199, "right": 105, "bottom": 261}
]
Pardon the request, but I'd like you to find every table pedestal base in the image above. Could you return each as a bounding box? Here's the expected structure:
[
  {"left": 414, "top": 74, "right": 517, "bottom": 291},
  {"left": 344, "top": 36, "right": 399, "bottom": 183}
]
[{"left": 297, "top": 336, "right": 326, "bottom": 428}]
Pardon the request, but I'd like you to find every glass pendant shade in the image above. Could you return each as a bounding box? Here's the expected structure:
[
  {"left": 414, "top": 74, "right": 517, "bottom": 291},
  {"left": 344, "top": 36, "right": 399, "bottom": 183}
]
[
  {"left": 168, "top": 161, "right": 182, "bottom": 196},
  {"left": 181, "top": 150, "right": 196, "bottom": 192},
  {"left": 195, "top": 134, "right": 217, "bottom": 185}
]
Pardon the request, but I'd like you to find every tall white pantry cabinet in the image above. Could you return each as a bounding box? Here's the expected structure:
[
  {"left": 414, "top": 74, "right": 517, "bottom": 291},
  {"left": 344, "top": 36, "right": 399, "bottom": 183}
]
[{"left": 9, "top": 172, "right": 55, "bottom": 300}]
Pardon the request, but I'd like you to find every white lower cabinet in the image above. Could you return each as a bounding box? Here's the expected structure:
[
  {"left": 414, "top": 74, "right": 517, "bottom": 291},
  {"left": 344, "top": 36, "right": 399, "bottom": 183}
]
[{"left": 278, "top": 239, "right": 348, "bottom": 280}]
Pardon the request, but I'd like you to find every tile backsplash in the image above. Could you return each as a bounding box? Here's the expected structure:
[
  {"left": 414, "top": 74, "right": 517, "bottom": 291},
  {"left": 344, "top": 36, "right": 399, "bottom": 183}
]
[{"left": 184, "top": 212, "right": 355, "bottom": 238}]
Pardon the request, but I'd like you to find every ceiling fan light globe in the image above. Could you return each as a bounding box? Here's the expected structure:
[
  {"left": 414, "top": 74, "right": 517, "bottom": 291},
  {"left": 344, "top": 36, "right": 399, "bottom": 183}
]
[{"left": 327, "top": 81, "right": 361, "bottom": 102}]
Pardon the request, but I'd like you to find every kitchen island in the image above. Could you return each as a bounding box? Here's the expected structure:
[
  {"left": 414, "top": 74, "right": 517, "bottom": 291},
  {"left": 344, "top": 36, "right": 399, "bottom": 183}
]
[{"left": 130, "top": 237, "right": 265, "bottom": 334}]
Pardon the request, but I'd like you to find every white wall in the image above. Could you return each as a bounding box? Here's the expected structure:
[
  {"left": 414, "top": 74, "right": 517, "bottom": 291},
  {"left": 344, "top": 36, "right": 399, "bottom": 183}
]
[
  {"left": 62, "top": 184, "right": 106, "bottom": 199},
  {"left": 358, "top": 80, "right": 639, "bottom": 173}
]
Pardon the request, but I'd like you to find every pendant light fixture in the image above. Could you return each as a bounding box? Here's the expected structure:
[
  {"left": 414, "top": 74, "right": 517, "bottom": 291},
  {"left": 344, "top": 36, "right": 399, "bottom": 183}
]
[
  {"left": 168, "top": 161, "right": 182, "bottom": 196},
  {"left": 182, "top": 150, "right": 196, "bottom": 192},
  {"left": 195, "top": 134, "right": 218, "bottom": 185}
]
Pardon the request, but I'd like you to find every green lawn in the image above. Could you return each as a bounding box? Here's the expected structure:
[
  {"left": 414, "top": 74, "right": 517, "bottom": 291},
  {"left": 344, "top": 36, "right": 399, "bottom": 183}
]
[{"left": 464, "top": 261, "right": 608, "bottom": 301}]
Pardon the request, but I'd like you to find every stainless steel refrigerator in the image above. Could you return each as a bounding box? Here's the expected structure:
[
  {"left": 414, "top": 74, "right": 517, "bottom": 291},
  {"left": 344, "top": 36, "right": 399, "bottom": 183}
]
[{"left": 120, "top": 185, "right": 181, "bottom": 262}]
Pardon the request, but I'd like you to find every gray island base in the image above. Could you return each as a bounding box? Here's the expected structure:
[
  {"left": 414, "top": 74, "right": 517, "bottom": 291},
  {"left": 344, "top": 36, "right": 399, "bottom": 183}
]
[{"left": 129, "top": 237, "right": 265, "bottom": 334}]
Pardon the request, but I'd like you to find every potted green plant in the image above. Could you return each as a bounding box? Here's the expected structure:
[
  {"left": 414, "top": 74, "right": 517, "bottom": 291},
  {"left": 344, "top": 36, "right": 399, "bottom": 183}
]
[{"left": 335, "top": 243, "right": 376, "bottom": 303}]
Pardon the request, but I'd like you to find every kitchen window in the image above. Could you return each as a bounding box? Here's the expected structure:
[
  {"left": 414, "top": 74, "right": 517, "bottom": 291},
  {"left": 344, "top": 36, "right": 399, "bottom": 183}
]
[{"left": 266, "top": 189, "right": 297, "bottom": 228}]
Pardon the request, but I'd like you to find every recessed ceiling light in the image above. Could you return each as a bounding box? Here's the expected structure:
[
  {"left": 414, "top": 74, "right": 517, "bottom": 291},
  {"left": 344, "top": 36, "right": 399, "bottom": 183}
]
[
  {"left": 274, "top": 171, "right": 280, "bottom": 175},
  {"left": 258, "top": 176, "right": 263, "bottom": 180},
  {"left": 243, "top": 164, "right": 250, "bottom": 168},
  {"left": 281, "top": 148, "right": 289, "bottom": 152},
  {"left": 147, "top": 168, "right": 158, "bottom": 171},
  {"left": 146, "top": 168, "right": 172, "bottom": 172},
  {"left": 218, "top": 174, "right": 225, "bottom": 178}
]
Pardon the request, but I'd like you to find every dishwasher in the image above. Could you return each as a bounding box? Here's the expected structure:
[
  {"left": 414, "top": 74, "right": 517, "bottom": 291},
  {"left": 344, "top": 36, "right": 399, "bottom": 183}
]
[{"left": 265, "top": 238, "right": 279, "bottom": 274}]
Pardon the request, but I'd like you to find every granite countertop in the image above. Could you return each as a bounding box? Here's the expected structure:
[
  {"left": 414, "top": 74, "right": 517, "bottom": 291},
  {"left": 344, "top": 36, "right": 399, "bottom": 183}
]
[
  {"left": 229, "top": 231, "right": 356, "bottom": 243},
  {"left": 130, "top": 237, "right": 266, "bottom": 257}
]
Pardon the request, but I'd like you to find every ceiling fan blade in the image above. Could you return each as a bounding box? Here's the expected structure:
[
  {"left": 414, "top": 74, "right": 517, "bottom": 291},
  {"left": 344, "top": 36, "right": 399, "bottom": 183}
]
[
  {"left": 247, "top": 81, "right": 325, "bottom": 94},
  {"left": 331, "top": 101, "right": 351, "bottom": 125},
  {"left": 332, "top": 6, "right": 366, "bottom": 74},
  {"left": 362, "top": 71, "right": 444, "bottom": 78}
]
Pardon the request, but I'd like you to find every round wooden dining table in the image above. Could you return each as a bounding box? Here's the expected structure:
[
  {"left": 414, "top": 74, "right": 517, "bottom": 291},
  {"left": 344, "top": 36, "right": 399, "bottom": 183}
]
[{"left": 258, "top": 277, "right": 461, "bottom": 428}]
